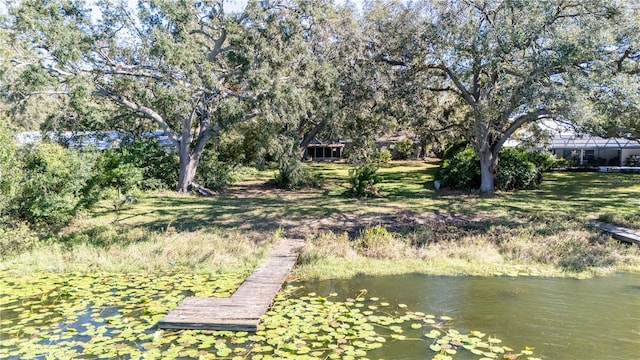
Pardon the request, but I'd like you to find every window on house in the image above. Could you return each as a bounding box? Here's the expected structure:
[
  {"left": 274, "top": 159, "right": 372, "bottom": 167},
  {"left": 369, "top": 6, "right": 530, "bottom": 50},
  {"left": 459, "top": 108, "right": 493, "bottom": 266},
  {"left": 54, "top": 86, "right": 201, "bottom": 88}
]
[{"left": 584, "top": 150, "right": 595, "bottom": 161}]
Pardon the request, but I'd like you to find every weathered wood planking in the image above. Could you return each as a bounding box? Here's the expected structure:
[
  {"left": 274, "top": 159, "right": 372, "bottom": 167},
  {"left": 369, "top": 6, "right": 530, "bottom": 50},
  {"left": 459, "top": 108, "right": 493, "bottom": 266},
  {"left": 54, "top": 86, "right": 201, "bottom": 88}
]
[
  {"left": 157, "top": 238, "right": 304, "bottom": 331},
  {"left": 592, "top": 221, "right": 640, "bottom": 245}
]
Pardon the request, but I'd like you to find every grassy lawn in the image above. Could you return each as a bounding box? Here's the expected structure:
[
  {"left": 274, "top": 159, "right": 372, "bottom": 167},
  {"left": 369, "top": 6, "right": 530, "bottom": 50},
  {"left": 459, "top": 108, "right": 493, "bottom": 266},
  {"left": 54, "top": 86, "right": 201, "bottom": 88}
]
[
  {"left": 82, "top": 161, "right": 640, "bottom": 233},
  {"left": 2, "top": 160, "right": 640, "bottom": 278}
]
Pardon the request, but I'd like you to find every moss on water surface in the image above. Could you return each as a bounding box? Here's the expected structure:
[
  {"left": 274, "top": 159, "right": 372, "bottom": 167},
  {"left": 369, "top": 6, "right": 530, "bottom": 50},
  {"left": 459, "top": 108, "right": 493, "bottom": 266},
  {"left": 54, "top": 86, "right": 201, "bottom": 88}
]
[{"left": 0, "top": 270, "right": 541, "bottom": 360}]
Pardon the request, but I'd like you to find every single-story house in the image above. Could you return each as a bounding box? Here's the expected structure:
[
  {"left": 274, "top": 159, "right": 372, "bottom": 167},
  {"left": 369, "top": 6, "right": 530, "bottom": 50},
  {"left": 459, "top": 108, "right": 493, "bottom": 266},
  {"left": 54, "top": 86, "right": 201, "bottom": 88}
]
[
  {"left": 15, "top": 130, "right": 174, "bottom": 149},
  {"left": 306, "top": 139, "right": 345, "bottom": 161},
  {"left": 547, "top": 134, "right": 640, "bottom": 166}
]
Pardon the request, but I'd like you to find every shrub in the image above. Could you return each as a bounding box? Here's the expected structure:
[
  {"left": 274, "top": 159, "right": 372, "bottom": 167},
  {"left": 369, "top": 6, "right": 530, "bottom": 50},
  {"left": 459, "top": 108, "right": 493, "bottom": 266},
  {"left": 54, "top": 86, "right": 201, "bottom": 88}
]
[
  {"left": 439, "top": 141, "right": 470, "bottom": 161},
  {"left": 496, "top": 147, "right": 537, "bottom": 190},
  {"left": 94, "top": 149, "right": 144, "bottom": 198},
  {"left": 0, "top": 124, "right": 20, "bottom": 217},
  {"left": 374, "top": 148, "right": 392, "bottom": 164},
  {"left": 120, "top": 137, "right": 178, "bottom": 190},
  {"left": 196, "top": 151, "right": 256, "bottom": 191},
  {"left": 438, "top": 147, "right": 481, "bottom": 190},
  {"left": 346, "top": 163, "right": 381, "bottom": 197},
  {"left": 0, "top": 222, "right": 40, "bottom": 258},
  {"left": 355, "top": 225, "right": 410, "bottom": 259},
  {"left": 344, "top": 140, "right": 390, "bottom": 166},
  {"left": 272, "top": 157, "right": 321, "bottom": 190},
  {"left": 10, "top": 143, "right": 99, "bottom": 228},
  {"left": 439, "top": 147, "right": 558, "bottom": 191},
  {"left": 528, "top": 150, "right": 558, "bottom": 171},
  {"left": 393, "top": 138, "right": 415, "bottom": 160}
]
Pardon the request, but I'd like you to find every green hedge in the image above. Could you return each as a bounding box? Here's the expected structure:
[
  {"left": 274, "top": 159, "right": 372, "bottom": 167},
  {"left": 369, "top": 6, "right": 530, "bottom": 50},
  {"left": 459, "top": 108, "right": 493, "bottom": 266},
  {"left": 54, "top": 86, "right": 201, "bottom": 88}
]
[{"left": 438, "top": 146, "right": 557, "bottom": 191}]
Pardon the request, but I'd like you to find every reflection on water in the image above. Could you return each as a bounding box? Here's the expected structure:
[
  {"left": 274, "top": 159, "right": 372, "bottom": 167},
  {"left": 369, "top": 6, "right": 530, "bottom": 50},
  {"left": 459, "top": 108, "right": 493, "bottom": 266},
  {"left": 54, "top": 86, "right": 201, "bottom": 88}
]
[{"left": 298, "top": 273, "right": 640, "bottom": 360}]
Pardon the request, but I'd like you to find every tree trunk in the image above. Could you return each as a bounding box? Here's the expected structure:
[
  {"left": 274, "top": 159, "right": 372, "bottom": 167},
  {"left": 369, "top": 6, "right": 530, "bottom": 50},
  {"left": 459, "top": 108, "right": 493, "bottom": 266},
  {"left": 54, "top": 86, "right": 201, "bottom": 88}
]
[
  {"left": 479, "top": 148, "right": 495, "bottom": 193},
  {"left": 299, "top": 121, "right": 326, "bottom": 160},
  {"left": 177, "top": 140, "right": 209, "bottom": 193},
  {"left": 177, "top": 154, "right": 196, "bottom": 193}
]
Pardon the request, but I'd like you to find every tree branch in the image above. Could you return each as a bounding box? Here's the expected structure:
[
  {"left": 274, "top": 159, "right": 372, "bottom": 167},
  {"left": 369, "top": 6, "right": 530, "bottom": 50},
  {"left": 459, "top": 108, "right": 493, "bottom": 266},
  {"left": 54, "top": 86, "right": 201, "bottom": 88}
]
[
  {"left": 206, "top": 28, "right": 227, "bottom": 63},
  {"left": 95, "top": 87, "right": 179, "bottom": 147},
  {"left": 441, "top": 64, "right": 477, "bottom": 107},
  {"left": 101, "top": 69, "right": 163, "bottom": 80},
  {"left": 492, "top": 109, "right": 552, "bottom": 158}
]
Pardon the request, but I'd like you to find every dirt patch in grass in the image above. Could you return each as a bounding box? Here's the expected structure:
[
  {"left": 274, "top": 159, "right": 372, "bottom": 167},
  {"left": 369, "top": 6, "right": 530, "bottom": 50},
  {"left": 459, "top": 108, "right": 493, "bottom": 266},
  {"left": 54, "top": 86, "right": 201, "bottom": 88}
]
[{"left": 216, "top": 182, "right": 521, "bottom": 239}]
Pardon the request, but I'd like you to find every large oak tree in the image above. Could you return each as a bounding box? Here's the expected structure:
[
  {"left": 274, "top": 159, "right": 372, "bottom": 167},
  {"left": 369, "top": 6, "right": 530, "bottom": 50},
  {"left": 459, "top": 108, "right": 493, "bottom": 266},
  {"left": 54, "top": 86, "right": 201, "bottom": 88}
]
[
  {"left": 4, "top": 0, "right": 267, "bottom": 192},
  {"left": 373, "top": 0, "right": 619, "bottom": 192}
]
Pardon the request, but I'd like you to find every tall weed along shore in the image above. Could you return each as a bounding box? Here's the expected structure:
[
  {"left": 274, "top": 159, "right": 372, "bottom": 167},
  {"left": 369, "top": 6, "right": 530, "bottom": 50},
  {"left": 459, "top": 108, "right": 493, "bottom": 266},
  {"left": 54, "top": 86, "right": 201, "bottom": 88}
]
[
  {"left": 3, "top": 217, "right": 639, "bottom": 280},
  {"left": 295, "top": 219, "right": 640, "bottom": 280},
  {"left": 2, "top": 162, "right": 640, "bottom": 278}
]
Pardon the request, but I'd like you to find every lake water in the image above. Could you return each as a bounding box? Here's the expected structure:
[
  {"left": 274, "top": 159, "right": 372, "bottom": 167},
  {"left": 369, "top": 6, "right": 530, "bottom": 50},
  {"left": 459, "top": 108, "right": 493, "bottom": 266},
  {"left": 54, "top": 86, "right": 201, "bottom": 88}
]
[{"left": 298, "top": 273, "right": 640, "bottom": 360}]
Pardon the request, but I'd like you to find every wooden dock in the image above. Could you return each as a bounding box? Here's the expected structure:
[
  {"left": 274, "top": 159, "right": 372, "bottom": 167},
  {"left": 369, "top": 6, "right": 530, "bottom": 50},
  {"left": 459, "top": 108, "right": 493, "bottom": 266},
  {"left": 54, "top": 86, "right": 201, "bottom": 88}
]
[
  {"left": 157, "top": 238, "right": 304, "bottom": 331},
  {"left": 592, "top": 221, "right": 640, "bottom": 245}
]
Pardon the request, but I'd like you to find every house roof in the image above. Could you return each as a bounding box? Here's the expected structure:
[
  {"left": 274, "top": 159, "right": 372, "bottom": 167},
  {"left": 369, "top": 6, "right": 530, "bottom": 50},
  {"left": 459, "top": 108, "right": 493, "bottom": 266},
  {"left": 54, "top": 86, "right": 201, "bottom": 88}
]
[
  {"left": 15, "top": 130, "right": 174, "bottom": 149},
  {"left": 550, "top": 135, "right": 640, "bottom": 149}
]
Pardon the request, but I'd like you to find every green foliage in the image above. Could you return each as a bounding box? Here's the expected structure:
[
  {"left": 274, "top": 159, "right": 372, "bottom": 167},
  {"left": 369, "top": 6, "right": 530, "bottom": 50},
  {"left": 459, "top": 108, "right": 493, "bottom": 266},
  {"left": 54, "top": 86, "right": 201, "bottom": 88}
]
[
  {"left": 93, "top": 149, "right": 144, "bottom": 197},
  {"left": 0, "top": 222, "right": 39, "bottom": 259},
  {"left": 91, "top": 137, "right": 178, "bottom": 198},
  {"left": 347, "top": 163, "right": 381, "bottom": 197},
  {"left": 439, "top": 141, "right": 471, "bottom": 161},
  {"left": 0, "top": 124, "right": 20, "bottom": 217},
  {"left": 345, "top": 140, "right": 392, "bottom": 167},
  {"left": 393, "top": 138, "right": 415, "bottom": 159},
  {"left": 440, "top": 147, "right": 559, "bottom": 191},
  {"left": 194, "top": 130, "right": 259, "bottom": 191},
  {"left": 497, "top": 149, "right": 560, "bottom": 190},
  {"left": 273, "top": 157, "right": 321, "bottom": 190},
  {"left": 374, "top": 147, "right": 392, "bottom": 164},
  {"left": 120, "top": 138, "right": 178, "bottom": 190},
  {"left": 438, "top": 147, "right": 481, "bottom": 190},
  {"left": 356, "top": 225, "right": 409, "bottom": 259},
  {"left": 496, "top": 147, "right": 537, "bottom": 191},
  {"left": 196, "top": 152, "right": 252, "bottom": 191},
  {"left": 9, "top": 143, "right": 99, "bottom": 228},
  {"left": 528, "top": 150, "right": 559, "bottom": 172}
]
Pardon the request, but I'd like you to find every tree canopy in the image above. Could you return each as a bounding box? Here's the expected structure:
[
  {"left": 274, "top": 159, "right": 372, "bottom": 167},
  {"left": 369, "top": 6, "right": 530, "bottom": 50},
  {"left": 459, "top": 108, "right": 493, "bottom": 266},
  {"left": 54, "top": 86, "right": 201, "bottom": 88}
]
[
  {"left": 375, "top": 0, "right": 620, "bottom": 192},
  {"left": 1, "top": 0, "right": 637, "bottom": 194}
]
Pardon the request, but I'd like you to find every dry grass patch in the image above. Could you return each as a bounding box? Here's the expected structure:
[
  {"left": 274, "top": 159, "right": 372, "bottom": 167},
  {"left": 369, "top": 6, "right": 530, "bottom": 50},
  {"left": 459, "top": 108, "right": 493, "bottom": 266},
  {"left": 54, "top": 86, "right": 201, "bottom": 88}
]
[
  {"left": 3, "top": 228, "right": 272, "bottom": 275},
  {"left": 294, "top": 213, "right": 640, "bottom": 279}
]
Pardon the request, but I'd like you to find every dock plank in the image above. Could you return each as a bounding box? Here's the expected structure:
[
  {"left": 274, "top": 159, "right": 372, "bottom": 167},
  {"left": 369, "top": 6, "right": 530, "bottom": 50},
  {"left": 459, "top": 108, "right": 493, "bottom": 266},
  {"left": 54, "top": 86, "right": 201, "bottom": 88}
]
[
  {"left": 592, "top": 221, "right": 640, "bottom": 245},
  {"left": 158, "top": 238, "right": 304, "bottom": 331}
]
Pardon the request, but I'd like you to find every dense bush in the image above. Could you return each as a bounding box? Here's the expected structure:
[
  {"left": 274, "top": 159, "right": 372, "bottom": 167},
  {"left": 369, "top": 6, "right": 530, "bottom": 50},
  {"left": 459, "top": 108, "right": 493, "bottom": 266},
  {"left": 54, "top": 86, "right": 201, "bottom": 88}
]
[
  {"left": 496, "top": 147, "right": 537, "bottom": 190},
  {"left": 439, "top": 141, "right": 470, "bottom": 161},
  {"left": 0, "top": 124, "right": 20, "bottom": 218},
  {"left": 272, "top": 156, "right": 321, "bottom": 190},
  {"left": 438, "top": 147, "right": 481, "bottom": 190},
  {"left": 196, "top": 150, "right": 258, "bottom": 191},
  {"left": 346, "top": 163, "right": 381, "bottom": 197},
  {"left": 528, "top": 150, "right": 558, "bottom": 172},
  {"left": 0, "top": 222, "right": 39, "bottom": 258},
  {"left": 9, "top": 143, "right": 99, "bottom": 228},
  {"left": 374, "top": 148, "right": 392, "bottom": 164},
  {"left": 192, "top": 128, "right": 262, "bottom": 191},
  {"left": 119, "top": 137, "right": 178, "bottom": 190},
  {"left": 393, "top": 138, "right": 415, "bottom": 160},
  {"left": 344, "top": 140, "right": 391, "bottom": 166},
  {"left": 93, "top": 149, "right": 144, "bottom": 198},
  {"left": 439, "top": 147, "right": 558, "bottom": 191}
]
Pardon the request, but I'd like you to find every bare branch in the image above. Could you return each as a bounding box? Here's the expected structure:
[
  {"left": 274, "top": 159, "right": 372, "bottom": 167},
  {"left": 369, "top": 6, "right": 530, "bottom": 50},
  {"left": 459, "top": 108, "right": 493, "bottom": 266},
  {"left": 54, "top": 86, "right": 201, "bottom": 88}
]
[
  {"left": 441, "top": 64, "right": 477, "bottom": 107},
  {"left": 100, "top": 69, "right": 163, "bottom": 80},
  {"left": 95, "top": 87, "right": 180, "bottom": 147},
  {"left": 493, "top": 109, "right": 552, "bottom": 158},
  {"left": 206, "top": 28, "right": 227, "bottom": 62}
]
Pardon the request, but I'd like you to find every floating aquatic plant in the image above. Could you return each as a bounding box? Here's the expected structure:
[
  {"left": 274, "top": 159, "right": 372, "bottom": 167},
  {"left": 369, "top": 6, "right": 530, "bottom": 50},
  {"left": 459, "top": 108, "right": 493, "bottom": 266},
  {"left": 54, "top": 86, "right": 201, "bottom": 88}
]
[{"left": 0, "top": 270, "right": 539, "bottom": 359}]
